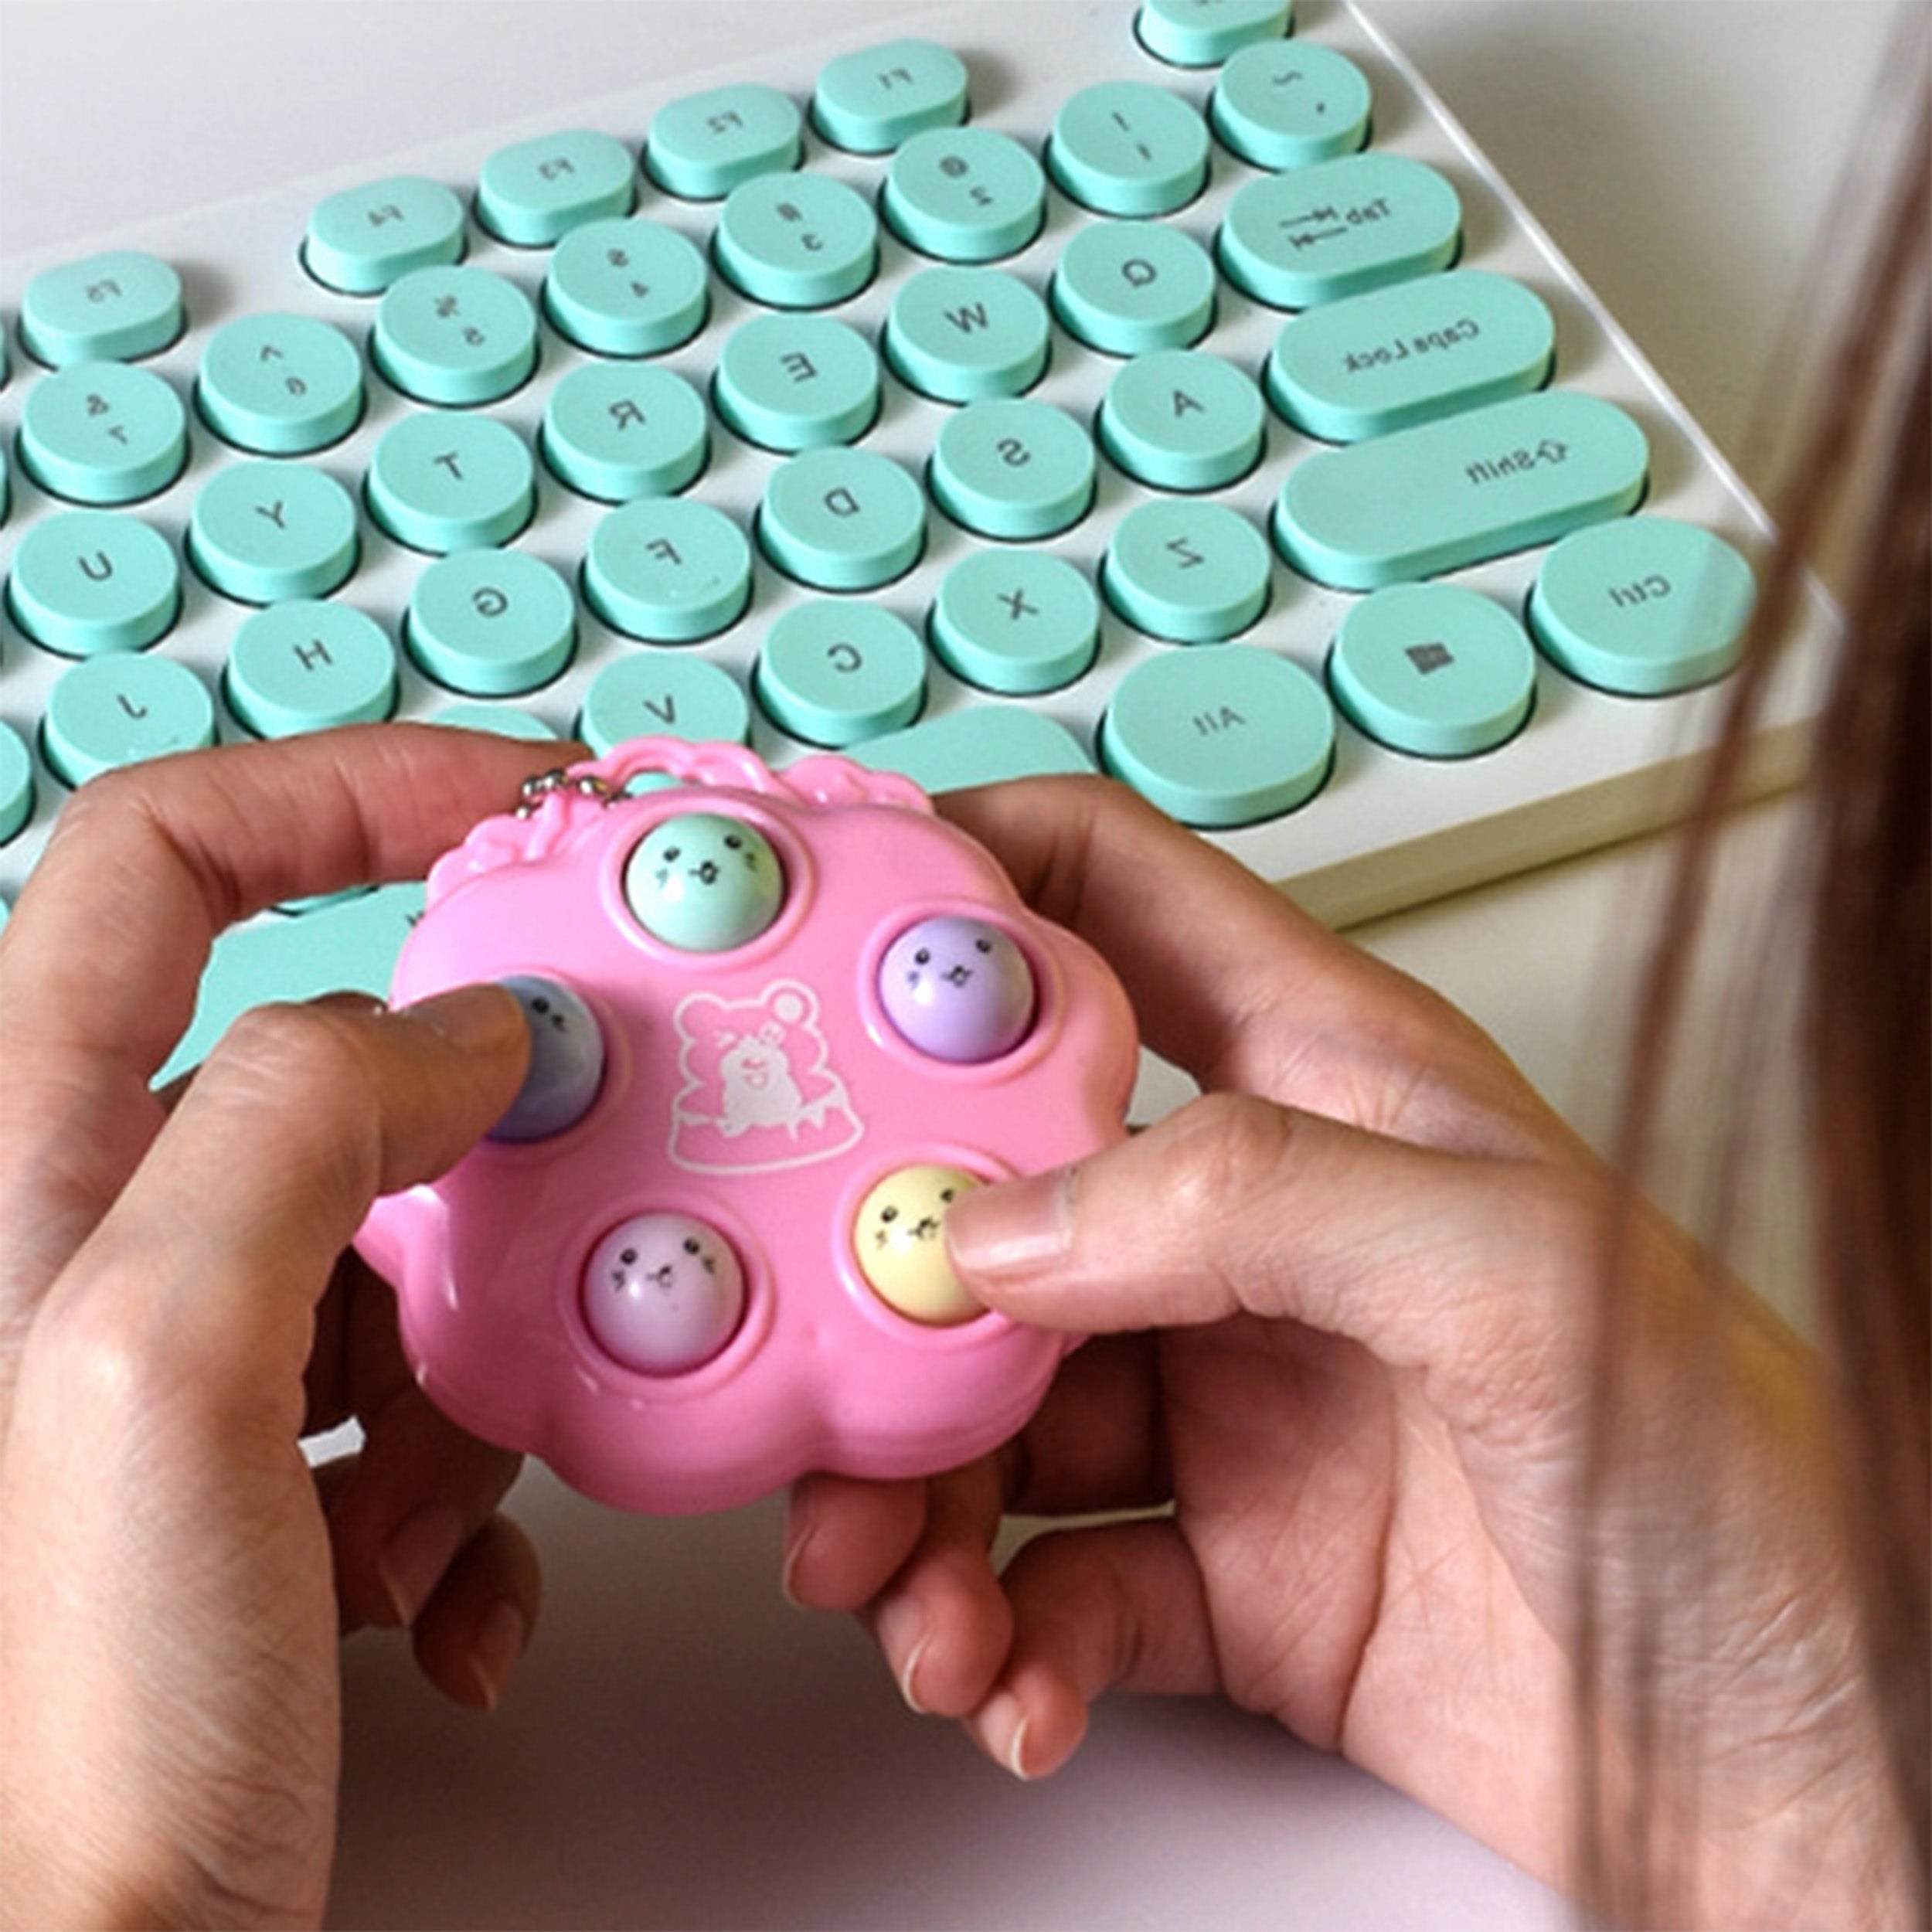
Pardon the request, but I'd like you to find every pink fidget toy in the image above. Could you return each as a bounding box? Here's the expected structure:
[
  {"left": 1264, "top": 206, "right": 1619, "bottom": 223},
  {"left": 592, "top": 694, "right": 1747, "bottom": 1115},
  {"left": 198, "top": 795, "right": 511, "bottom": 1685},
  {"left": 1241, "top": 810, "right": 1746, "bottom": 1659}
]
[{"left": 355, "top": 737, "right": 1138, "bottom": 1513}]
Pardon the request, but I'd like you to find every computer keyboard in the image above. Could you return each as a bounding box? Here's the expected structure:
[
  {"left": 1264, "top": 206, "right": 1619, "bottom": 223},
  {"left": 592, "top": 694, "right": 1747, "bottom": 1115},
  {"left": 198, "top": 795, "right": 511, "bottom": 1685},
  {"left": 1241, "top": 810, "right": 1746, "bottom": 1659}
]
[{"left": 0, "top": 0, "right": 1835, "bottom": 1077}]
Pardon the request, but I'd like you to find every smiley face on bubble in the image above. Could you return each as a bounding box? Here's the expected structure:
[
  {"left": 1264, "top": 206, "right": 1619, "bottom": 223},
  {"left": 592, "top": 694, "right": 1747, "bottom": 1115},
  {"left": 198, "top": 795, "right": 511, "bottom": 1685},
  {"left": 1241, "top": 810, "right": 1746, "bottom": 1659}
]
[
  {"left": 624, "top": 812, "right": 784, "bottom": 952},
  {"left": 853, "top": 1164, "right": 983, "bottom": 1326},
  {"left": 879, "top": 915, "right": 1036, "bottom": 1063},
  {"left": 582, "top": 1210, "right": 747, "bottom": 1375}
]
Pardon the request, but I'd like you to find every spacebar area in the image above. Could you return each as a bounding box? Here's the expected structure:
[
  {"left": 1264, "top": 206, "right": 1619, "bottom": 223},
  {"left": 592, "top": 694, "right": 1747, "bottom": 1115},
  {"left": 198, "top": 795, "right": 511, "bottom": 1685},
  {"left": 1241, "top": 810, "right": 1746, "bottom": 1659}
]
[{"left": 1271, "top": 390, "right": 1651, "bottom": 591}]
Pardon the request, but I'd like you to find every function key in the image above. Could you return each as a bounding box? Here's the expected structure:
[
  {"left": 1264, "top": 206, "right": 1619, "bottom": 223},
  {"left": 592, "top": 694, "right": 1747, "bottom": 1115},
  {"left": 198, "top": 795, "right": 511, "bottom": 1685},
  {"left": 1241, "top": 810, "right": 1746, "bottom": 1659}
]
[
  {"left": 883, "top": 128, "right": 1046, "bottom": 263},
  {"left": 1048, "top": 82, "right": 1210, "bottom": 218},
  {"left": 647, "top": 83, "right": 803, "bottom": 199},
  {"left": 6, "top": 509, "right": 180, "bottom": 657},
  {"left": 41, "top": 653, "right": 216, "bottom": 787},
  {"left": 1136, "top": 0, "right": 1291, "bottom": 66},
  {"left": 812, "top": 39, "right": 968, "bottom": 154},
  {"left": 304, "top": 175, "right": 465, "bottom": 295},
  {"left": 1211, "top": 40, "right": 1370, "bottom": 168},
  {"left": 622, "top": 812, "right": 784, "bottom": 951},
  {"left": 476, "top": 128, "right": 636, "bottom": 245},
  {"left": 197, "top": 313, "right": 365, "bottom": 454},
  {"left": 19, "top": 251, "right": 183, "bottom": 366},
  {"left": 18, "top": 363, "right": 188, "bottom": 505},
  {"left": 544, "top": 217, "right": 709, "bottom": 358},
  {"left": 372, "top": 266, "right": 539, "bottom": 406},
  {"left": 713, "top": 172, "right": 879, "bottom": 308}
]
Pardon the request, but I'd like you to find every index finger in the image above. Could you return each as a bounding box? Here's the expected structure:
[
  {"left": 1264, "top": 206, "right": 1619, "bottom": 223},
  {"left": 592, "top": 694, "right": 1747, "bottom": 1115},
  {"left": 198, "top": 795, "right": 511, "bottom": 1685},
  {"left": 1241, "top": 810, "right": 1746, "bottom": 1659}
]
[{"left": 0, "top": 725, "right": 570, "bottom": 1310}]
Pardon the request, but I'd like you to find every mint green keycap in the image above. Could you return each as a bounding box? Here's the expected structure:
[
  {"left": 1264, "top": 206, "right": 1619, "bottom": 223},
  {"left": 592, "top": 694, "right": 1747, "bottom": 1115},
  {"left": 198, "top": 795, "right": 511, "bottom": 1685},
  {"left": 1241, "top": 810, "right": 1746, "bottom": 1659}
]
[
  {"left": 1529, "top": 515, "right": 1756, "bottom": 696},
  {"left": 883, "top": 127, "right": 1046, "bottom": 262},
  {"left": 197, "top": 313, "right": 365, "bottom": 454},
  {"left": 1328, "top": 583, "right": 1536, "bottom": 757},
  {"left": 1049, "top": 82, "right": 1209, "bottom": 218},
  {"left": 0, "top": 722, "right": 36, "bottom": 843},
  {"left": 406, "top": 549, "right": 577, "bottom": 696},
  {"left": 1269, "top": 270, "right": 1554, "bottom": 443},
  {"left": 854, "top": 706, "right": 1094, "bottom": 792},
  {"left": 1104, "top": 499, "right": 1272, "bottom": 641},
  {"left": 429, "top": 702, "right": 557, "bottom": 740},
  {"left": 373, "top": 266, "right": 538, "bottom": 406},
  {"left": 1211, "top": 41, "right": 1369, "bottom": 168},
  {"left": 756, "top": 600, "right": 927, "bottom": 745},
  {"left": 930, "top": 550, "right": 1100, "bottom": 695},
  {"left": 305, "top": 175, "right": 466, "bottom": 294},
  {"left": 1274, "top": 390, "right": 1649, "bottom": 590},
  {"left": 1052, "top": 220, "right": 1216, "bottom": 355},
  {"left": 19, "top": 362, "right": 188, "bottom": 504},
  {"left": 930, "top": 398, "right": 1095, "bottom": 540},
  {"left": 885, "top": 266, "right": 1050, "bottom": 402},
  {"left": 713, "top": 313, "right": 879, "bottom": 450},
  {"left": 1219, "top": 155, "right": 1461, "bottom": 309},
  {"left": 188, "top": 461, "right": 359, "bottom": 604},
  {"left": 224, "top": 601, "right": 398, "bottom": 736},
  {"left": 648, "top": 83, "right": 804, "bottom": 199},
  {"left": 6, "top": 510, "right": 179, "bottom": 655},
  {"left": 41, "top": 653, "right": 216, "bottom": 786},
  {"left": 714, "top": 172, "right": 878, "bottom": 308},
  {"left": 577, "top": 651, "right": 750, "bottom": 752},
  {"left": 1137, "top": 0, "right": 1291, "bottom": 66},
  {"left": 760, "top": 447, "right": 926, "bottom": 590},
  {"left": 813, "top": 39, "right": 968, "bottom": 153},
  {"left": 543, "top": 363, "right": 708, "bottom": 501},
  {"left": 1100, "top": 644, "right": 1333, "bottom": 825},
  {"left": 583, "top": 498, "right": 752, "bottom": 642},
  {"left": 1099, "top": 349, "right": 1266, "bottom": 491},
  {"left": 477, "top": 128, "right": 636, "bottom": 245},
  {"left": 544, "top": 218, "right": 710, "bottom": 357},
  {"left": 365, "top": 413, "right": 535, "bottom": 553},
  {"left": 21, "top": 251, "right": 183, "bottom": 366}
]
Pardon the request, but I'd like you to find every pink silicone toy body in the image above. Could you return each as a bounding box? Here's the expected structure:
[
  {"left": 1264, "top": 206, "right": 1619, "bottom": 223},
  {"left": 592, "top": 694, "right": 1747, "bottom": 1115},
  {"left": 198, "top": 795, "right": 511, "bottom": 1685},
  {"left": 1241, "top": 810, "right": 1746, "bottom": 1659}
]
[{"left": 354, "top": 740, "right": 1138, "bottom": 1513}]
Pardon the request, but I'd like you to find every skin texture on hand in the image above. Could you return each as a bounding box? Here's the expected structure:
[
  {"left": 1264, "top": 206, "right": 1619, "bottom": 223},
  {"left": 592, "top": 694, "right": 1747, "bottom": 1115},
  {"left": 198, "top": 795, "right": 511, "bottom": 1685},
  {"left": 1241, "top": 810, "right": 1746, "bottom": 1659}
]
[{"left": 0, "top": 727, "right": 560, "bottom": 1929}]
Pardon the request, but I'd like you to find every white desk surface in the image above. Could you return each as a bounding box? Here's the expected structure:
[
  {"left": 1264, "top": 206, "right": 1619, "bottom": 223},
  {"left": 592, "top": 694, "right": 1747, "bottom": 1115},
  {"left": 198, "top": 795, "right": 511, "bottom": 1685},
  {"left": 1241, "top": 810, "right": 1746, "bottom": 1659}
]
[{"left": 0, "top": 3, "right": 1905, "bottom": 1926}]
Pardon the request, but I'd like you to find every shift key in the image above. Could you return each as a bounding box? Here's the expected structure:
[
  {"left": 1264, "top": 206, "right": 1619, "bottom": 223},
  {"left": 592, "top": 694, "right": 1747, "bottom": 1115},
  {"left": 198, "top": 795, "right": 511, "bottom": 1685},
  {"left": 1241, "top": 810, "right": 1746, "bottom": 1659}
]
[{"left": 1272, "top": 391, "right": 1648, "bottom": 590}]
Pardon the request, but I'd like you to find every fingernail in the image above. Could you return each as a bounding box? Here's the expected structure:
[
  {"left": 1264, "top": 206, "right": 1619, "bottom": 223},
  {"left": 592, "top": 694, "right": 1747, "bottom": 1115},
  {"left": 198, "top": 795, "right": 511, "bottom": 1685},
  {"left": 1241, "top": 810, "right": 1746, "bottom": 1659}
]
[
  {"left": 874, "top": 1596, "right": 932, "bottom": 1714},
  {"left": 779, "top": 1498, "right": 816, "bottom": 1610},
  {"left": 974, "top": 1691, "right": 1034, "bottom": 1781},
  {"left": 946, "top": 1167, "right": 1075, "bottom": 1278},
  {"left": 378, "top": 1503, "right": 466, "bottom": 1628},
  {"left": 394, "top": 982, "right": 523, "bottom": 1056},
  {"left": 464, "top": 1600, "right": 529, "bottom": 1715}
]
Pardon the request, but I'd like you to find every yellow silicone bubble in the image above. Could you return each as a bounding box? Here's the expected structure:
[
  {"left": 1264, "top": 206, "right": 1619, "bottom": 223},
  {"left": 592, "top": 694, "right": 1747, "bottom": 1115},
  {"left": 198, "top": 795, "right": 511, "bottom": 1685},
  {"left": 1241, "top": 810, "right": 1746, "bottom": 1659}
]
[{"left": 853, "top": 1165, "right": 982, "bottom": 1326}]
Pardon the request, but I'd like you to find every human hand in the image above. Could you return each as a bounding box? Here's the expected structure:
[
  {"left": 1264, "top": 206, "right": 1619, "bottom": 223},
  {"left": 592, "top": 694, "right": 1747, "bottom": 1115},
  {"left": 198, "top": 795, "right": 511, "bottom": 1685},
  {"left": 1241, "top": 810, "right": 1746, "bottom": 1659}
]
[
  {"left": 0, "top": 727, "right": 560, "bottom": 1929},
  {"left": 784, "top": 778, "right": 1886, "bottom": 1920}
]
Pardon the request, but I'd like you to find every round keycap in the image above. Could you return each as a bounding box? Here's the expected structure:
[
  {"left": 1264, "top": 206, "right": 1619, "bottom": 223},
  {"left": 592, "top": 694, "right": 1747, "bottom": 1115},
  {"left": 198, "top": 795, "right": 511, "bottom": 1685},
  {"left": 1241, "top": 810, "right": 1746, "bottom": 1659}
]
[
  {"left": 622, "top": 812, "right": 784, "bottom": 951},
  {"left": 1048, "top": 81, "right": 1209, "bottom": 217},
  {"left": 1100, "top": 644, "right": 1334, "bottom": 825},
  {"left": 884, "top": 265, "right": 1050, "bottom": 402},
  {"left": 929, "top": 397, "right": 1095, "bottom": 541},
  {"left": 427, "top": 702, "right": 558, "bottom": 741},
  {"left": 813, "top": 39, "right": 968, "bottom": 153},
  {"left": 490, "top": 975, "right": 607, "bottom": 1140},
  {"left": 1137, "top": 0, "right": 1291, "bottom": 66},
  {"left": 1212, "top": 40, "right": 1372, "bottom": 168},
  {"left": 647, "top": 82, "right": 803, "bottom": 199},
  {"left": 1051, "top": 219, "right": 1217, "bottom": 356},
  {"left": 543, "top": 217, "right": 710, "bottom": 358},
  {"left": 879, "top": 916, "right": 1036, "bottom": 1062},
  {"left": 20, "top": 251, "right": 183, "bottom": 366},
  {"left": 1103, "top": 498, "right": 1272, "bottom": 641},
  {"left": 41, "top": 653, "right": 217, "bottom": 787},
  {"left": 582, "top": 497, "right": 753, "bottom": 642},
  {"left": 406, "top": 548, "right": 577, "bottom": 696},
  {"left": 188, "top": 460, "right": 359, "bottom": 604},
  {"left": 929, "top": 549, "right": 1100, "bottom": 695},
  {"left": 476, "top": 128, "right": 636, "bottom": 245},
  {"left": 713, "top": 172, "right": 878, "bottom": 308},
  {"left": 1099, "top": 349, "right": 1266, "bottom": 491},
  {"left": 6, "top": 510, "right": 180, "bottom": 656},
  {"left": 713, "top": 313, "right": 880, "bottom": 451},
  {"left": 372, "top": 266, "right": 539, "bottom": 406},
  {"left": 197, "top": 312, "right": 366, "bottom": 454},
  {"left": 224, "top": 601, "right": 399, "bottom": 737},
  {"left": 758, "top": 446, "right": 926, "bottom": 590},
  {"left": 0, "top": 723, "right": 37, "bottom": 845},
  {"left": 1328, "top": 583, "right": 1536, "bottom": 757},
  {"left": 852, "top": 1165, "right": 982, "bottom": 1325},
  {"left": 19, "top": 362, "right": 188, "bottom": 505},
  {"left": 883, "top": 126, "right": 1046, "bottom": 262},
  {"left": 304, "top": 175, "right": 466, "bottom": 294},
  {"left": 365, "top": 413, "right": 536, "bottom": 553},
  {"left": 582, "top": 1212, "right": 747, "bottom": 1375},
  {"left": 577, "top": 651, "right": 750, "bottom": 754},
  {"left": 755, "top": 600, "right": 926, "bottom": 745},
  {"left": 542, "top": 362, "right": 709, "bottom": 502}
]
